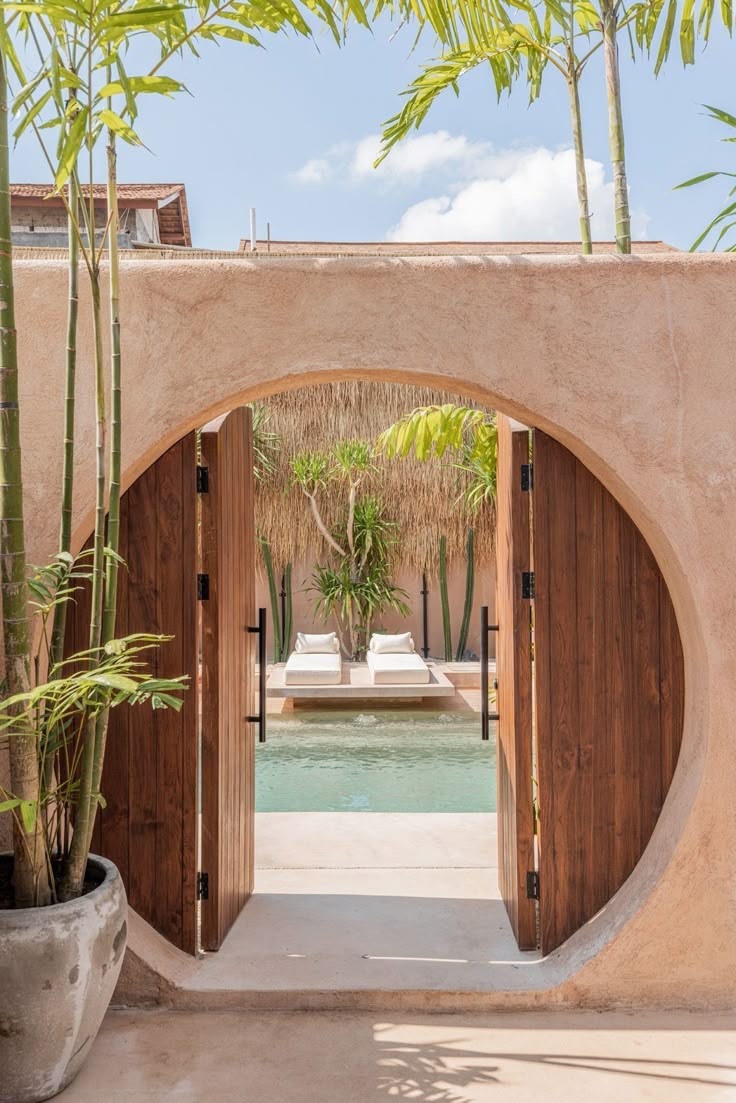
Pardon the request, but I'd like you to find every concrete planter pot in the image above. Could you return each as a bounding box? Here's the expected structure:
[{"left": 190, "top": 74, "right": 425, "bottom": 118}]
[{"left": 0, "top": 854, "right": 127, "bottom": 1103}]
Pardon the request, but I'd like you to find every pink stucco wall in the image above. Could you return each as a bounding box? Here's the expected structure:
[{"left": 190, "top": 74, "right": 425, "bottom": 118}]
[{"left": 6, "top": 251, "right": 736, "bottom": 1008}]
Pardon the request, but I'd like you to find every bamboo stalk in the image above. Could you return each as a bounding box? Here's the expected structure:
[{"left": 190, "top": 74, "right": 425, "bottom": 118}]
[
  {"left": 63, "top": 164, "right": 105, "bottom": 897},
  {"left": 566, "top": 63, "right": 592, "bottom": 253},
  {"left": 0, "top": 44, "right": 50, "bottom": 906},
  {"left": 49, "top": 173, "right": 80, "bottom": 672},
  {"left": 85, "top": 125, "right": 123, "bottom": 855},
  {"left": 601, "top": 0, "right": 631, "bottom": 254}
]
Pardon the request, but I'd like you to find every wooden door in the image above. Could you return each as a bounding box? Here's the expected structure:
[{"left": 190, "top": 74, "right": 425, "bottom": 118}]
[
  {"left": 68, "top": 434, "right": 199, "bottom": 953},
  {"left": 494, "top": 416, "right": 536, "bottom": 949},
  {"left": 199, "top": 407, "right": 256, "bottom": 950},
  {"left": 532, "top": 429, "right": 684, "bottom": 953}
]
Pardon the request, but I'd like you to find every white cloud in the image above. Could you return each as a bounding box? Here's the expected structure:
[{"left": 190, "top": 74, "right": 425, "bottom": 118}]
[
  {"left": 350, "top": 131, "right": 496, "bottom": 182},
  {"left": 291, "top": 133, "right": 650, "bottom": 242},
  {"left": 292, "top": 130, "right": 498, "bottom": 187},
  {"left": 293, "top": 157, "right": 332, "bottom": 184},
  {"left": 387, "top": 147, "right": 650, "bottom": 241}
]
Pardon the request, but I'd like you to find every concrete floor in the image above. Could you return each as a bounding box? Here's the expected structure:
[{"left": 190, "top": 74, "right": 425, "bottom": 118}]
[
  {"left": 60, "top": 1010, "right": 736, "bottom": 1102},
  {"left": 185, "top": 813, "right": 542, "bottom": 998}
]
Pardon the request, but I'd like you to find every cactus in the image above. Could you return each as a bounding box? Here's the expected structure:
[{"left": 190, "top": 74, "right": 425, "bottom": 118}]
[
  {"left": 281, "top": 562, "right": 293, "bottom": 661},
  {"left": 455, "top": 527, "right": 474, "bottom": 661},
  {"left": 260, "top": 537, "right": 282, "bottom": 663},
  {"left": 439, "top": 535, "right": 452, "bottom": 661}
]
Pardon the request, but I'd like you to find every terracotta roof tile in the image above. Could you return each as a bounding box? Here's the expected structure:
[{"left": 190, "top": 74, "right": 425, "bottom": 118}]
[{"left": 11, "top": 182, "right": 186, "bottom": 201}]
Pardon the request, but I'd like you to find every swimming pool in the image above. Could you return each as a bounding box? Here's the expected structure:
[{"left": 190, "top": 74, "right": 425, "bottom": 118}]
[{"left": 256, "top": 709, "right": 496, "bottom": 813}]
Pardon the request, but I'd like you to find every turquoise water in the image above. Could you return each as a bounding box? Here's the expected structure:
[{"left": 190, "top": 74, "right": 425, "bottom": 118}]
[{"left": 256, "top": 710, "right": 496, "bottom": 813}]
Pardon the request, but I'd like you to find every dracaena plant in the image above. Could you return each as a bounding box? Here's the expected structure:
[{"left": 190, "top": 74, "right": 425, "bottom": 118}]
[
  {"left": 291, "top": 443, "right": 407, "bottom": 657},
  {"left": 0, "top": 0, "right": 361, "bottom": 907}
]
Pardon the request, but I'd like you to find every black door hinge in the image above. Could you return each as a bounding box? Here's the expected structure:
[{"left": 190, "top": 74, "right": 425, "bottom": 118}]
[
  {"left": 197, "top": 573, "right": 210, "bottom": 601},
  {"left": 521, "top": 463, "right": 533, "bottom": 492},
  {"left": 197, "top": 871, "right": 209, "bottom": 901},
  {"left": 522, "top": 571, "right": 535, "bottom": 600},
  {"left": 526, "top": 870, "right": 540, "bottom": 900},
  {"left": 197, "top": 465, "right": 209, "bottom": 494}
]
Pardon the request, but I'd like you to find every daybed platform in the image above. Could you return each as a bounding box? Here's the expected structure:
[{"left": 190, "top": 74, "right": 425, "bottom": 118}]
[{"left": 267, "top": 661, "right": 455, "bottom": 700}]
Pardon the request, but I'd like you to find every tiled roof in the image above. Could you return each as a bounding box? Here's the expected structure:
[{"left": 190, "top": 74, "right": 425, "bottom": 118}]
[
  {"left": 11, "top": 183, "right": 192, "bottom": 247},
  {"left": 11, "top": 183, "right": 185, "bottom": 201},
  {"left": 237, "top": 239, "right": 679, "bottom": 256}
]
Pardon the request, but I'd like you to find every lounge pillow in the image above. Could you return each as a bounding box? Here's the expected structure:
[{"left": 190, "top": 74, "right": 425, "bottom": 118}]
[
  {"left": 370, "top": 632, "right": 414, "bottom": 654},
  {"left": 295, "top": 632, "right": 340, "bottom": 654}
]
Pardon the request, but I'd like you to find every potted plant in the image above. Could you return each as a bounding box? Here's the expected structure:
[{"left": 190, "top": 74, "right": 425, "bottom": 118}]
[{"left": 0, "top": 555, "right": 186, "bottom": 1103}]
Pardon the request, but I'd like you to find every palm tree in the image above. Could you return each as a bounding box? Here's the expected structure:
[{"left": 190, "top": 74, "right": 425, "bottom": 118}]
[
  {"left": 370, "top": 0, "right": 733, "bottom": 253},
  {"left": 377, "top": 403, "right": 497, "bottom": 513},
  {"left": 377, "top": 1, "right": 603, "bottom": 252},
  {"left": 675, "top": 106, "right": 736, "bottom": 251}
]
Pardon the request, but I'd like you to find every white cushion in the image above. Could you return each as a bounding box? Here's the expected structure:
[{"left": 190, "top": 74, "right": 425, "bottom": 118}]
[
  {"left": 294, "top": 631, "right": 340, "bottom": 654},
  {"left": 284, "top": 652, "right": 342, "bottom": 685},
  {"left": 367, "top": 650, "right": 430, "bottom": 685},
  {"left": 369, "top": 632, "right": 414, "bottom": 654}
]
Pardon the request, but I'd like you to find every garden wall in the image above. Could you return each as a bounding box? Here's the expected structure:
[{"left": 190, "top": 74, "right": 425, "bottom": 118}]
[{"left": 3, "top": 250, "right": 735, "bottom": 1009}]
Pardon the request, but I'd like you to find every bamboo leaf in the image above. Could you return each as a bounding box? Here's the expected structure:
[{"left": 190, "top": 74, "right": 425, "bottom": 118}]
[
  {"left": 55, "top": 105, "right": 88, "bottom": 190},
  {"left": 98, "top": 108, "right": 143, "bottom": 146},
  {"left": 13, "top": 88, "right": 52, "bottom": 143},
  {"left": 98, "top": 74, "right": 185, "bottom": 99}
]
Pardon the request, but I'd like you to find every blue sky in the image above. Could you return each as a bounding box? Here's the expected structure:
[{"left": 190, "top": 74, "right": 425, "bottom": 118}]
[{"left": 10, "top": 15, "right": 736, "bottom": 250}]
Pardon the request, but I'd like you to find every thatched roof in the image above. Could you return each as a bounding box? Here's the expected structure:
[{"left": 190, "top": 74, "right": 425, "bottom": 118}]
[{"left": 255, "top": 381, "right": 495, "bottom": 576}]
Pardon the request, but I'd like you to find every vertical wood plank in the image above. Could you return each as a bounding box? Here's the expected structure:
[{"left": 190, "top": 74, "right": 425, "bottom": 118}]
[
  {"left": 495, "top": 415, "right": 536, "bottom": 950},
  {"left": 179, "top": 433, "right": 199, "bottom": 957},
  {"left": 199, "top": 407, "right": 255, "bottom": 950},
  {"left": 65, "top": 433, "right": 199, "bottom": 953},
  {"left": 125, "top": 458, "right": 159, "bottom": 928},
  {"left": 533, "top": 430, "right": 685, "bottom": 954}
]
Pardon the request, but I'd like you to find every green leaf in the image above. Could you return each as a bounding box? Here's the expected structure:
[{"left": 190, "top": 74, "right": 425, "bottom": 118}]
[
  {"left": 54, "top": 107, "right": 88, "bottom": 191},
  {"left": 88, "top": 671, "right": 138, "bottom": 692},
  {"left": 98, "top": 74, "right": 185, "bottom": 99},
  {"left": 97, "top": 108, "right": 143, "bottom": 146},
  {"left": 20, "top": 800, "right": 37, "bottom": 834},
  {"left": 13, "top": 87, "right": 52, "bottom": 144},
  {"left": 0, "top": 798, "right": 22, "bottom": 813}
]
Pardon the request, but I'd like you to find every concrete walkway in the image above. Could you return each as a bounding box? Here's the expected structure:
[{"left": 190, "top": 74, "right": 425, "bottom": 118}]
[
  {"left": 185, "top": 813, "right": 543, "bottom": 999},
  {"left": 60, "top": 1009, "right": 736, "bottom": 1102}
]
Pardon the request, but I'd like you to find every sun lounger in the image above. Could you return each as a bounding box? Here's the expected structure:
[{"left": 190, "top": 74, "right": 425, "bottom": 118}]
[
  {"left": 366, "top": 632, "right": 431, "bottom": 685},
  {"left": 283, "top": 632, "right": 342, "bottom": 686}
]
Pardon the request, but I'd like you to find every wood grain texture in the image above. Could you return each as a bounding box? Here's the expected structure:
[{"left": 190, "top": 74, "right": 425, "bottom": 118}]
[
  {"left": 533, "top": 430, "right": 684, "bottom": 954},
  {"left": 494, "top": 416, "right": 536, "bottom": 950},
  {"left": 200, "top": 407, "right": 255, "bottom": 951},
  {"left": 65, "top": 434, "right": 199, "bottom": 953}
]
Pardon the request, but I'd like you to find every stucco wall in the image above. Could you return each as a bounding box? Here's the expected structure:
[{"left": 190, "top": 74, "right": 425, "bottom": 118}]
[{"left": 6, "top": 251, "right": 736, "bottom": 1008}]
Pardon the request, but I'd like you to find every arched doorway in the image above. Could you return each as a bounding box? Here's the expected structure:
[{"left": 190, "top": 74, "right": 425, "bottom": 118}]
[{"left": 65, "top": 400, "right": 683, "bottom": 961}]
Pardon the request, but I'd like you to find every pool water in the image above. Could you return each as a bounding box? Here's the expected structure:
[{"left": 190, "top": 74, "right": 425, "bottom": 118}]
[{"left": 256, "top": 710, "right": 496, "bottom": 813}]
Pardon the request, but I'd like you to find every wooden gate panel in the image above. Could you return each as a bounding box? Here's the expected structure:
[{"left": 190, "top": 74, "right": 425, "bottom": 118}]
[
  {"left": 533, "top": 430, "right": 684, "bottom": 953},
  {"left": 494, "top": 416, "right": 536, "bottom": 950},
  {"left": 65, "top": 433, "right": 199, "bottom": 953},
  {"left": 200, "top": 407, "right": 255, "bottom": 951}
]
